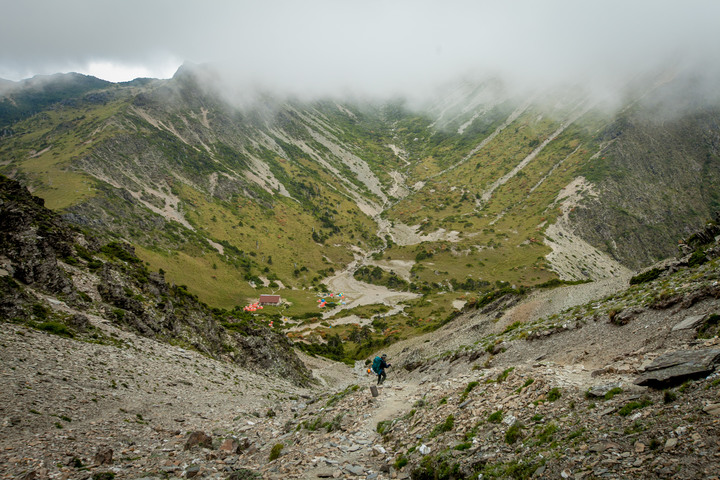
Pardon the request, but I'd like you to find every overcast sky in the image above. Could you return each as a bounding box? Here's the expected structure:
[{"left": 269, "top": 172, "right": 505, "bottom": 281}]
[{"left": 2, "top": 0, "right": 719, "bottom": 98}]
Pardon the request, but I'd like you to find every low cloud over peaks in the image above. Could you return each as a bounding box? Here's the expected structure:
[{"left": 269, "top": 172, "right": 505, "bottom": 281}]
[{"left": 1, "top": 1, "right": 719, "bottom": 100}]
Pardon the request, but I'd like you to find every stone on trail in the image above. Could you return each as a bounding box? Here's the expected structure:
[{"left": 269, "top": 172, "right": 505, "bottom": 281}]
[
  {"left": 344, "top": 464, "right": 364, "bottom": 476},
  {"left": 703, "top": 403, "right": 720, "bottom": 415}
]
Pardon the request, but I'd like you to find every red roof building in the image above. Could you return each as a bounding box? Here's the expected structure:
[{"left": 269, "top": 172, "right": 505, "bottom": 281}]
[{"left": 259, "top": 294, "right": 281, "bottom": 305}]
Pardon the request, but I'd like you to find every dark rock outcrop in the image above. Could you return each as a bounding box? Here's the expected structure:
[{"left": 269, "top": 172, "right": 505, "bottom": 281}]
[
  {"left": 0, "top": 175, "right": 76, "bottom": 297},
  {"left": 634, "top": 348, "right": 720, "bottom": 388}
]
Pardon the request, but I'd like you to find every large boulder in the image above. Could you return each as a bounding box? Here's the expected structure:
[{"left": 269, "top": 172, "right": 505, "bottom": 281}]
[{"left": 634, "top": 348, "right": 720, "bottom": 388}]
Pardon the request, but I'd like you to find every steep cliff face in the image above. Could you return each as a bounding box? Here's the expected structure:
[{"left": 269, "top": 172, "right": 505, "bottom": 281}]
[{"left": 0, "top": 175, "right": 312, "bottom": 385}]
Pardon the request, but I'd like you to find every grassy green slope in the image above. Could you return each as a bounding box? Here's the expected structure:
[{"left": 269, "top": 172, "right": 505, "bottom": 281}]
[
  {"left": 1, "top": 78, "right": 386, "bottom": 311},
  {"left": 381, "top": 103, "right": 607, "bottom": 291},
  {"left": 3, "top": 71, "right": 720, "bottom": 338}
]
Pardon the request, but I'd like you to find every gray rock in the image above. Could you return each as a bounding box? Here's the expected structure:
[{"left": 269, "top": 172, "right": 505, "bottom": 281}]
[
  {"left": 634, "top": 348, "right": 720, "bottom": 388},
  {"left": 672, "top": 315, "right": 707, "bottom": 331},
  {"left": 345, "top": 464, "right": 364, "bottom": 476},
  {"left": 587, "top": 382, "right": 623, "bottom": 398},
  {"left": 703, "top": 403, "right": 720, "bottom": 415}
]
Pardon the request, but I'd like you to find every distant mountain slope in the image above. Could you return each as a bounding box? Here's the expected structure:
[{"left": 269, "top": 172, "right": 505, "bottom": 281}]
[
  {"left": 0, "top": 72, "right": 111, "bottom": 128},
  {"left": 571, "top": 76, "right": 720, "bottom": 269},
  {"left": 1, "top": 65, "right": 719, "bottom": 321}
]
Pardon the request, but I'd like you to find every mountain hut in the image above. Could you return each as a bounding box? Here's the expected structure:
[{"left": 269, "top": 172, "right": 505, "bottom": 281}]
[{"left": 259, "top": 294, "right": 282, "bottom": 306}]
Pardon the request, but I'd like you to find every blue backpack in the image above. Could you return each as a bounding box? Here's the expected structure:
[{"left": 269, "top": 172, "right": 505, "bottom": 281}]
[{"left": 372, "top": 356, "right": 382, "bottom": 374}]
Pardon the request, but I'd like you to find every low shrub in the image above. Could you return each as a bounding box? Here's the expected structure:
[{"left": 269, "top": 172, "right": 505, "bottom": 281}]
[
  {"left": 629, "top": 268, "right": 662, "bottom": 285},
  {"left": 487, "top": 410, "right": 503, "bottom": 423},
  {"left": 460, "top": 381, "right": 479, "bottom": 401},
  {"left": 36, "top": 321, "right": 73, "bottom": 337},
  {"left": 534, "top": 423, "right": 557, "bottom": 445},
  {"left": 604, "top": 387, "right": 623, "bottom": 400},
  {"left": 268, "top": 443, "right": 283, "bottom": 461},
  {"left": 377, "top": 420, "right": 393, "bottom": 435},
  {"left": 496, "top": 367, "right": 514, "bottom": 383},
  {"left": 430, "top": 415, "right": 455, "bottom": 438},
  {"left": 618, "top": 397, "right": 653, "bottom": 416},
  {"left": 698, "top": 314, "right": 720, "bottom": 339},
  {"left": 505, "top": 422, "right": 524, "bottom": 444},
  {"left": 547, "top": 387, "right": 561, "bottom": 402},
  {"left": 410, "top": 454, "right": 464, "bottom": 480}
]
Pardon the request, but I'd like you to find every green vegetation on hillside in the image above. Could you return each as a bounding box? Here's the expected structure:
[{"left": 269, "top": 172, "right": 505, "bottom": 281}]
[{"left": 4, "top": 70, "right": 720, "bottom": 361}]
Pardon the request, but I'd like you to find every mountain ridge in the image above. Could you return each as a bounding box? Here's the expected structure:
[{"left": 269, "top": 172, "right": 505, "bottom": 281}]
[{"left": 1, "top": 65, "right": 720, "bottom": 358}]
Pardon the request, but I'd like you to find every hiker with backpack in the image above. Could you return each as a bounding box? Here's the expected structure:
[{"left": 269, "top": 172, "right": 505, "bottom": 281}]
[{"left": 372, "top": 353, "right": 391, "bottom": 385}]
